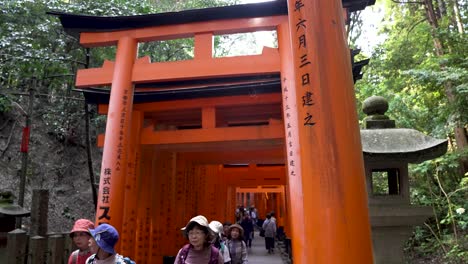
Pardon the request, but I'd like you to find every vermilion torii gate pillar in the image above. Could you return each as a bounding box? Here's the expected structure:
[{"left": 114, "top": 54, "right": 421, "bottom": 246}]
[
  {"left": 281, "top": 1, "right": 374, "bottom": 263},
  {"left": 51, "top": 0, "right": 374, "bottom": 263},
  {"left": 96, "top": 37, "right": 137, "bottom": 233}
]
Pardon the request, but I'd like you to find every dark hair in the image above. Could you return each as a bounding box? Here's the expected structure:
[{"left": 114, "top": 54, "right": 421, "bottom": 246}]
[
  {"left": 223, "top": 221, "right": 232, "bottom": 227},
  {"left": 266, "top": 214, "right": 271, "bottom": 219},
  {"left": 185, "top": 222, "right": 212, "bottom": 247},
  {"left": 185, "top": 223, "right": 210, "bottom": 236}
]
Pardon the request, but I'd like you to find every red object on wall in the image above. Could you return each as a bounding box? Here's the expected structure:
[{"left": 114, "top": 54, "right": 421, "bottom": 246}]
[{"left": 20, "top": 127, "right": 30, "bottom": 153}]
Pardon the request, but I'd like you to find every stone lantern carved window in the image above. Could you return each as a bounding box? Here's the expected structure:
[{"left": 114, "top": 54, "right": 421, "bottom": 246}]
[{"left": 371, "top": 168, "right": 400, "bottom": 195}]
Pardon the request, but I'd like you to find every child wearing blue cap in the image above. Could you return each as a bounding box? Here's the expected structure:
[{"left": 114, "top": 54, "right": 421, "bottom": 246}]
[{"left": 85, "top": 223, "right": 135, "bottom": 264}]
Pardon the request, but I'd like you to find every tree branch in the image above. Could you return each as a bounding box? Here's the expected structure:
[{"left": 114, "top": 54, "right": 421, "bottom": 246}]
[
  {"left": 0, "top": 53, "right": 86, "bottom": 65},
  {"left": 434, "top": 169, "right": 459, "bottom": 243},
  {"left": 423, "top": 222, "right": 448, "bottom": 254},
  {"left": 0, "top": 92, "right": 84, "bottom": 101}
]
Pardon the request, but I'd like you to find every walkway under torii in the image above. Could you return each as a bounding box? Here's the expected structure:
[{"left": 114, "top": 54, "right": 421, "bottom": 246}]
[{"left": 50, "top": 1, "right": 376, "bottom": 263}]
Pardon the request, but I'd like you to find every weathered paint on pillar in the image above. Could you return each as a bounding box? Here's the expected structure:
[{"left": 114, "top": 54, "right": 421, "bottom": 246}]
[
  {"left": 175, "top": 157, "right": 190, "bottom": 247},
  {"left": 228, "top": 185, "right": 236, "bottom": 223},
  {"left": 158, "top": 152, "right": 177, "bottom": 258},
  {"left": 285, "top": 0, "right": 373, "bottom": 263},
  {"left": 278, "top": 21, "right": 306, "bottom": 263},
  {"left": 95, "top": 36, "right": 138, "bottom": 234},
  {"left": 135, "top": 149, "right": 152, "bottom": 264},
  {"left": 280, "top": 186, "right": 290, "bottom": 235},
  {"left": 150, "top": 152, "right": 162, "bottom": 262},
  {"left": 121, "top": 111, "right": 143, "bottom": 257}
]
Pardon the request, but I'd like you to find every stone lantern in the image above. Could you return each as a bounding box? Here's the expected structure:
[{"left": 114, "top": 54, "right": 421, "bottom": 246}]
[{"left": 360, "top": 96, "right": 448, "bottom": 264}]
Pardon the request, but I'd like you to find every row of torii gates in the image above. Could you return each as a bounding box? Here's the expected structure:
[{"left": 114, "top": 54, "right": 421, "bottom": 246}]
[{"left": 51, "top": 0, "right": 376, "bottom": 263}]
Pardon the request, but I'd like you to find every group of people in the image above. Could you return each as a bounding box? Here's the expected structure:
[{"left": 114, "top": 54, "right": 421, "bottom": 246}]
[
  {"left": 67, "top": 215, "right": 250, "bottom": 264},
  {"left": 67, "top": 219, "right": 134, "bottom": 264},
  {"left": 68, "top": 210, "right": 276, "bottom": 263},
  {"left": 174, "top": 215, "right": 248, "bottom": 264},
  {"left": 235, "top": 206, "right": 277, "bottom": 255}
]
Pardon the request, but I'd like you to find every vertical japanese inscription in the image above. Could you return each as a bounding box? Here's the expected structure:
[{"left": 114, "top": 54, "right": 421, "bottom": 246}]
[
  {"left": 117, "top": 90, "right": 129, "bottom": 171},
  {"left": 294, "top": 0, "right": 316, "bottom": 127},
  {"left": 282, "top": 78, "right": 296, "bottom": 177},
  {"left": 98, "top": 167, "right": 112, "bottom": 223}
]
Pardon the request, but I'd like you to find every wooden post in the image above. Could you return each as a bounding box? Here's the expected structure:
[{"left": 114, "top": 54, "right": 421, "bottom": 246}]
[
  {"left": 277, "top": 20, "right": 307, "bottom": 263},
  {"left": 29, "top": 236, "right": 46, "bottom": 264},
  {"left": 174, "top": 157, "right": 188, "bottom": 248},
  {"left": 62, "top": 232, "right": 73, "bottom": 264},
  {"left": 17, "top": 78, "right": 35, "bottom": 229},
  {"left": 156, "top": 152, "right": 177, "bottom": 256},
  {"left": 7, "top": 229, "right": 28, "bottom": 264},
  {"left": 95, "top": 36, "right": 138, "bottom": 236},
  {"left": 30, "top": 189, "right": 48, "bottom": 237},
  {"left": 135, "top": 149, "right": 152, "bottom": 264},
  {"left": 120, "top": 111, "right": 143, "bottom": 257},
  {"left": 282, "top": 0, "right": 374, "bottom": 263},
  {"left": 47, "top": 233, "right": 65, "bottom": 264}
]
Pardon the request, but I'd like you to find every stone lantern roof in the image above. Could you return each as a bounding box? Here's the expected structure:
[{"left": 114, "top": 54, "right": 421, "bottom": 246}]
[{"left": 360, "top": 96, "right": 448, "bottom": 163}]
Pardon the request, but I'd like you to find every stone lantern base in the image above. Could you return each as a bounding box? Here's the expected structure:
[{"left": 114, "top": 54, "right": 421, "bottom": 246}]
[{"left": 370, "top": 205, "right": 433, "bottom": 264}]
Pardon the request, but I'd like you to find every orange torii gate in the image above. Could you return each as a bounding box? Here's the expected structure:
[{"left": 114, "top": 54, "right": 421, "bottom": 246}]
[
  {"left": 51, "top": 0, "right": 375, "bottom": 263},
  {"left": 236, "top": 185, "right": 288, "bottom": 229},
  {"left": 221, "top": 163, "right": 287, "bottom": 225}
]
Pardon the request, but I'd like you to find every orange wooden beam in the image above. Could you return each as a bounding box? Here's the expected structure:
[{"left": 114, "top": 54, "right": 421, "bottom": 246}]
[
  {"left": 222, "top": 165, "right": 286, "bottom": 186},
  {"left": 79, "top": 16, "right": 287, "bottom": 47},
  {"left": 179, "top": 148, "right": 285, "bottom": 164},
  {"left": 76, "top": 48, "right": 280, "bottom": 87},
  {"left": 194, "top": 32, "right": 213, "bottom": 60},
  {"left": 140, "top": 123, "right": 284, "bottom": 145},
  {"left": 236, "top": 186, "right": 284, "bottom": 193},
  {"left": 97, "top": 93, "right": 281, "bottom": 114},
  {"left": 202, "top": 106, "right": 216, "bottom": 129}
]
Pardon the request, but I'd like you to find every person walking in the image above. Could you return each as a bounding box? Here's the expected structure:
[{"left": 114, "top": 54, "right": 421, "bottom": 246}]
[
  {"left": 226, "top": 224, "right": 248, "bottom": 264},
  {"left": 239, "top": 215, "right": 253, "bottom": 248},
  {"left": 175, "top": 215, "right": 224, "bottom": 264},
  {"left": 85, "top": 223, "right": 135, "bottom": 264},
  {"left": 262, "top": 213, "right": 277, "bottom": 254},
  {"left": 209, "top": 220, "right": 231, "bottom": 264}
]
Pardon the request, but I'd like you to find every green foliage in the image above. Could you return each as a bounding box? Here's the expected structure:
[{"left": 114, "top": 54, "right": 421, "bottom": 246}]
[
  {"left": 356, "top": 0, "right": 467, "bottom": 262},
  {"left": 61, "top": 206, "right": 74, "bottom": 220},
  {"left": 0, "top": 94, "right": 12, "bottom": 113},
  {"left": 406, "top": 153, "right": 467, "bottom": 263},
  {"left": 0, "top": 0, "right": 237, "bottom": 141}
]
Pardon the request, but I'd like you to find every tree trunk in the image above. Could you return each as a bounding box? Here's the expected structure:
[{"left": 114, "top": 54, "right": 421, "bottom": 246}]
[
  {"left": 452, "top": 0, "right": 465, "bottom": 33},
  {"left": 84, "top": 48, "right": 97, "bottom": 210},
  {"left": 423, "top": 0, "right": 467, "bottom": 173}
]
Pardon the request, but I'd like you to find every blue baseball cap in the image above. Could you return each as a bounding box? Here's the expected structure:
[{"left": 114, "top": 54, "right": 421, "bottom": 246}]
[{"left": 89, "top": 223, "right": 119, "bottom": 255}]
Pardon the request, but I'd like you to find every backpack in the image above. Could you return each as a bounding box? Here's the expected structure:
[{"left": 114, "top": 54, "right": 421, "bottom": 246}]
[
  {"left": 122, "top": 257, "right": 136, "bottom": 264},
  {"left": 179, "top": 244, "right": 220, "bottom": 264},
  {"left": 85, "top": 254, "right": 136, "bottom": 264},
  {"left": 70, "top": 250, "right": 78, "bottom": 264},
  {"left": 250, "top": 211, "right": 256, "bottom": 219}
]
